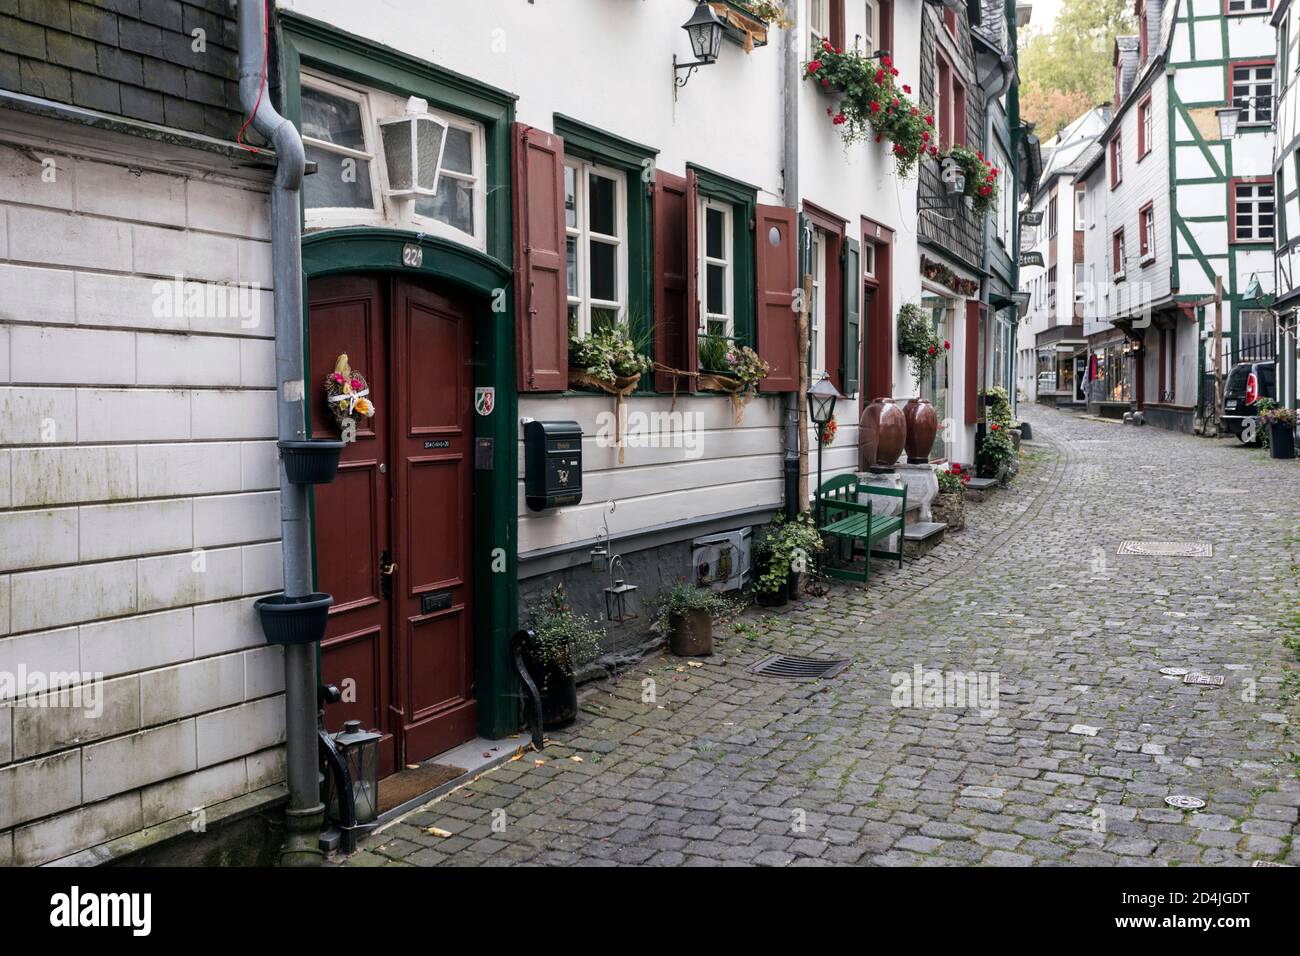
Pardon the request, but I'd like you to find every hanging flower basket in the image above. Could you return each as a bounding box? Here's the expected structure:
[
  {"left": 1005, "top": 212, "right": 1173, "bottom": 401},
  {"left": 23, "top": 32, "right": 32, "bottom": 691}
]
[
  {"left": 939, "top": 145, "right": 1000, "bottom": 219},
  {"left": 254, "top": 592, "right": 334, "bottom": 646}
]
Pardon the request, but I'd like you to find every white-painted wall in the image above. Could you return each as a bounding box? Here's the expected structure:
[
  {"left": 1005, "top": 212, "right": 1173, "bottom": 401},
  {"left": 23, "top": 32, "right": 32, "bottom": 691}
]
[{"left": 0, "top": 112, "right": 285, "bottom": 866}]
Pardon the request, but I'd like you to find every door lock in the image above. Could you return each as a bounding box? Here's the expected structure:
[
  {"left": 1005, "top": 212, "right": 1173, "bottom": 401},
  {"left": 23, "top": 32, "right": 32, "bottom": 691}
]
[{"left": 380, "top": 549, "right": 398, "bottom": 598}]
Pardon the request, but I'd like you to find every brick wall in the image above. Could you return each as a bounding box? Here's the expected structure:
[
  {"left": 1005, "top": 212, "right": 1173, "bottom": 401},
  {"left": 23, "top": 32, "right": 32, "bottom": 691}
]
[
  {"left": 0, "top": 111, "right": 283, "bottom": 866},
  {"left": 0, "top": 0, "right": 244, "bottom": 141}
]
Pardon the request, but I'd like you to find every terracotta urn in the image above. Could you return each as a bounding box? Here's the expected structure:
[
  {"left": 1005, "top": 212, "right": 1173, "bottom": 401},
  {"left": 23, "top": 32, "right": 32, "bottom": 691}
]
[
  {"left": 903, "top": 398, "right": 939, "bottom": 464},
  {"left": 858, "top": 397, "right": 906, "bottom": 472}
]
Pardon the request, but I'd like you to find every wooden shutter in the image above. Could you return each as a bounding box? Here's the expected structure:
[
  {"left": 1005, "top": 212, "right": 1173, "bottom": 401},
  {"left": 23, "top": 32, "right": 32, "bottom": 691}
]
[
  {"left": 685, "top": 170, "right": 700, "bottom": 385},
  {"left": 830, "top": 0, "right": 846, "bottom": 49},
  {"left": 512, "top": 123, "right": 567, "bottom": 392},
  {"left": 842, "top": 236, "right": 861, "bottom": 395},
  {"left": 756, "top": 204, "right": 799, "bottom": 393},
  {"left": 654, "top": 170, "right": 694, "bottom": 392},
  {"left": 964, "top": 299, "right": 981, "bottom": 424}
]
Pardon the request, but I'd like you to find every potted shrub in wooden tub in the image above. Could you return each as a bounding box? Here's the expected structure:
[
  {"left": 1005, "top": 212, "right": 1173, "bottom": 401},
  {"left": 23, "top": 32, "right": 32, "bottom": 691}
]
[
  {"left": 931, "top": 463, "right": 969, "bottom": 531},
  {"left": 653, "top": 583, "right": 732, "bottom": 657},
  {"left": 521, "top": 586, "right": 604, "bottom": 729}
]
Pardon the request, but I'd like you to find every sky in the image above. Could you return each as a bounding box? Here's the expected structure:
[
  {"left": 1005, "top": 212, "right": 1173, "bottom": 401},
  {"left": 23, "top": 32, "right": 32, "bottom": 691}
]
[{"left": 1025, "top": 0, "right": 1064, "bottom": 34}]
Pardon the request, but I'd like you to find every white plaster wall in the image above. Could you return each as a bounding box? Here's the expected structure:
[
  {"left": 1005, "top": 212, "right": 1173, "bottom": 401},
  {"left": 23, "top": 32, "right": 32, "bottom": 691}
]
[{"left": 0, "top": 113, "right": 285, "bottom": 866}]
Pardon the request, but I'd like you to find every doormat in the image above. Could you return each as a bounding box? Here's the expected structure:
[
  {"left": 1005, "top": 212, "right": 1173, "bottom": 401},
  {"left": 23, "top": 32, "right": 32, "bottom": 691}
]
[{"left": 377, "top": 763, "right": 466, "bottom": 814}]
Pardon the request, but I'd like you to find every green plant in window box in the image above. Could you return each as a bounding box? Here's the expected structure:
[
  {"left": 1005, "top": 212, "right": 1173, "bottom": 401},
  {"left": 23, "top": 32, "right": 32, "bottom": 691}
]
[
  {"left": 731, "top": 0, "right": 794, "bottom": 28},
  {"left": 939, "top": 145, "right": 1000, "bottom": 219},
  {"left": 568, "top": 323, "right": 652, "bottom": 389},
  {"left": 896, "top": 302, "right": 948, "bottom": 382}
]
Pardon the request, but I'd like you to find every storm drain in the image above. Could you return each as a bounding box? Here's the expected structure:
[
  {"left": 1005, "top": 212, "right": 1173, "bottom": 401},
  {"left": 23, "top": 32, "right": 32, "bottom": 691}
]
[
  {"left": 1116, "top": 540, "right": 1213, "bottom": 558},
  {"left": 751, "top": 654, "right": 850, "bottom": 681}
]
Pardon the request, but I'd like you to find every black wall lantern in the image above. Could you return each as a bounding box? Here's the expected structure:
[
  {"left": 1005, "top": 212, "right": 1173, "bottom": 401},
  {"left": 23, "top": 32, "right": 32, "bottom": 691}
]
[
  {"left": 332, "top": 720, "right": 381, "bottom": 826},
  {"left": 807, "top": 372, "right": 841, "bottom": 526},
  {"left": 674, "top": 1, "right": 724, "bottom": 100}
]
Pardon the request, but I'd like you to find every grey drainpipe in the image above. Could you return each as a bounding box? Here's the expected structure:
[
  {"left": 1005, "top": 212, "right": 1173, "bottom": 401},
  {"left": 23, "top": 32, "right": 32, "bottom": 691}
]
[
  {"left": 781, "top": 0, "right": 801, "bottom": 517},
  {"left": 237, "top": 0, "right": 322, "bottom": 866}
]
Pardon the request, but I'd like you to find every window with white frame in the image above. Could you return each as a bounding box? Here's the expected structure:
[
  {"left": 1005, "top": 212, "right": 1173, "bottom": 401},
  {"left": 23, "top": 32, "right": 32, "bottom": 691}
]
[
  {"left": 862, "top": 241, "right": 875, "bottom": 278},
  {"left": 863, "top": 0, "right": 880, "bottom": 53},
  {"left": 810, "top": 0, "right": 831, "bottom": 55},
  {"left": 1233, "top": 181, "right": 1275, "bottom": 241},
  {"left": 1231, "top": 63, "right": 1274, "bottom": 124},
  {"left": 809, "top": 228, "right": 828, "bottom": 376},
  {"left": 701, "top": 198, "right": 734, "bottom": 338},
  {"left": 565, "top": 159, "right": 627, "bottom": 337},
  {"left": 300, "top": 71, "right": 487, "bottom": 249},
  {"left": 1226, "top": 0, "right": 1271, "bottom": 13},
  {"left": 1074, "top": 189, "right": 1086, "bottom": 229},
  {"left": 1140, "top": 204, "right": 1157, "bottom": 259},
  {"left": 1074, "top": 263, "right": 1085, "bottom": 302}
]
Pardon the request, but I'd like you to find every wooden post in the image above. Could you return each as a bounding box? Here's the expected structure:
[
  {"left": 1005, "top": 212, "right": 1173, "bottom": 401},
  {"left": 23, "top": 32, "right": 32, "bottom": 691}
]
[
  {"left": 797, "top": 273, "right": 812, "bottom": 511},
  {"left": 1214, "top": 275, "right": 1223, "bottom": 435}
]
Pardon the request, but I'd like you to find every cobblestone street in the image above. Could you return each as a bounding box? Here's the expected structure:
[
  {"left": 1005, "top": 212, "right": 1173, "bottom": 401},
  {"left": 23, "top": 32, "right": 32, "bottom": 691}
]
[{"left": 348, "top": 407, "right": 1300, "bottom": 867}]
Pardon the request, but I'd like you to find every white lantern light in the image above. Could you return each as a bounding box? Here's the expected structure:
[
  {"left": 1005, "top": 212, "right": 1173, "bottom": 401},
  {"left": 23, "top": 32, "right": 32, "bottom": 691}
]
[
  {"left": 379, "top": 96, "right": 448, "bottom": 199},
  {"left": 1215, "top": 106, "right": 1240, "bottom": 140}
]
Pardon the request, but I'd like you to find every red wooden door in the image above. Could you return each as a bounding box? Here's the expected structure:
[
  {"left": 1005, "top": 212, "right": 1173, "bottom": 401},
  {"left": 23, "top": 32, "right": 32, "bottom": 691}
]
[
  {"left": 391, "top": 280, "right": 477, "bottom": 760},
  {"left": 309, "top": 274, "right": 476, "bottom": 776}
]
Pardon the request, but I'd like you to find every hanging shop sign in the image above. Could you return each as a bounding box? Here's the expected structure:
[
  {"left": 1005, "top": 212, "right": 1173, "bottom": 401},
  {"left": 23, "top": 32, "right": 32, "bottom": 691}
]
[{"left": 1018, "top": 251, "right": 1044, "bottom": 268}]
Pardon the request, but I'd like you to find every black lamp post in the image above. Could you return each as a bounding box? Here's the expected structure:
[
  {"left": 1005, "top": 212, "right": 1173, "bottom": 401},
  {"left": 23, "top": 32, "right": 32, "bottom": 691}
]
[
  {"left": 674, "top": 1, "right": 724, "bottom": 100},
  {"left": 807, "top": 372, "right": 841, "bottom": 525}
]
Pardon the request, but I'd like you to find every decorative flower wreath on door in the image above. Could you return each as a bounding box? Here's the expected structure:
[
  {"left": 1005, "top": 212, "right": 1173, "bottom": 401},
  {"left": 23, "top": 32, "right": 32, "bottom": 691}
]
[{"left": 324, "top": 353, "right": 377, "bottom": 435}]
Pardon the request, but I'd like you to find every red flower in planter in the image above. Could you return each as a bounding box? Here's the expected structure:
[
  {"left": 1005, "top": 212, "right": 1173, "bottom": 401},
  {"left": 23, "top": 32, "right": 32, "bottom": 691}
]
[
  {"left": 807, "top": 60, "right": 822, "bottom": 73},
  {"left": 921, "top": 131, "right": 929, "bottom": 142},
  {"left": 823, "top": 40, "right": 833, "bottom": 52},
  {"left": 890, "top": 67, "right": 899, "bottom": 76},
  {"left": 893, "top": 143, "right": 906, "bottom": 155},
  {"left": 874, "top": 69, "right": 885, "bottom": 83},
  {"left": 882, "top": 55, "right": 893, "bottom": 67},
  {"left": 929, "top": 145, "right": 939, "bottom": 157},
  {"left": 951, "top": 463, "right": 962, "bottom": 474},
  {"left": 943, "top": 340, "right": 951, "bottom": 350},
  {"left": 826, "top": 106, "right": 833, "bottom": 116},
  {"left": 891, "top": 98, "right": 899, "bottom": 108},
  {"left": 903, "top": 84, "right": 912, "bottom": 94},
  {"left": 870, "top": 101, "right": 881, "bottom": 113},
  {"left": 991, "top": 423, "right": 1001, "bottom": 431},
  {"left": 927, "top": 345, "right": 937, "bottom": 356},
  {"left": 925, "top": 115, "right": 934, "bottom": 126},
  {"left": 833, "top": 113, "right": 847, "bottom": 125},
  {"left": 961, "top": 474, "right": 971, "bottom": 484},
  {"left": 822, "top": 78, "right": 830, "bottom": 87}
]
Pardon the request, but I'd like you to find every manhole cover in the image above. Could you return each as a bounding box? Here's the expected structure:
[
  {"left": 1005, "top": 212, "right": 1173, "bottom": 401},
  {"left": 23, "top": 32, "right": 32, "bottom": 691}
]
[
  {"left": 1117, "top": 540, "right": 1213, "bottom": 557},
  {"left": 1159, "top": 667, "right": 1189, "bottom": 676},
  {"left": 1165, "top": 795, "right": 1206, "bottom": 810},
  {"left": 751, "top": 654, "right": 850, "bottom": 680}
]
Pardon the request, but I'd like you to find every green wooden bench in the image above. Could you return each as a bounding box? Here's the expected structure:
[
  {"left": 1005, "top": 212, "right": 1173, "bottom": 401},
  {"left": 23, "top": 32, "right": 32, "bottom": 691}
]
[{"left": 815, "top": 474, "right": 906, "bottom": 585}]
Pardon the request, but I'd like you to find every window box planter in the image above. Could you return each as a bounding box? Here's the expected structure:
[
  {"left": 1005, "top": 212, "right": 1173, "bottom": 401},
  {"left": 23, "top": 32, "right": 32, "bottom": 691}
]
[
  {"left": 709, "top": 1, "right": 771, "bottom": 51},
  {"left": 279, "top": 439, "right": 345, "bottom": 485},
  {"left": 254, "top": 592, "right": 334, "bottom": 646}
]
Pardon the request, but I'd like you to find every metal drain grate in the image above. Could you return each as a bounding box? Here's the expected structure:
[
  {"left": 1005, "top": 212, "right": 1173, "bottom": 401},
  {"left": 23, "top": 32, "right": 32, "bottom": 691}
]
[
  {"left": 751, "top": 654, "right": 850, "bottom": 680},
  {"left": 1117, "top": 540, "right": 1213, "bottom": 558}
]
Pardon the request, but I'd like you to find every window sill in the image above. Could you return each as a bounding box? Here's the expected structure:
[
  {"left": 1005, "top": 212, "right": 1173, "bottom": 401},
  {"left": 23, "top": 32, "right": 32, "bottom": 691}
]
[
  {"left": 1114, "top": 273, "right": 1127, "bottom": 283},
  {"left": 1141, "top": 254, "right": 1157, "bottom": 267},
  {"left": 1137, "top": 148, "right": 1151, "bottom": 162}
]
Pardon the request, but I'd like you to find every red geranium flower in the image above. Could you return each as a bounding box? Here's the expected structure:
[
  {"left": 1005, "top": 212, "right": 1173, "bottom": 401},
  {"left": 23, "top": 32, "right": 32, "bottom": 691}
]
[
  {"left": 921, "top": 131, "right": 929, "bottom": 142},
  {"left": 870, "top": 101, "right": 881, "bottom": 113},
  {"left": 890, "top": 67, "right": 899, "bottom": 76},
  {"left": 927, "top": 345, "right": 937, "bottom": 356},
  {"left": 894, "top": 143, "right": 906, "bottom": 155},
  {"left": 808, "top": 60, "right": 822, "bottom": 73},
  {"left": 822, "top": 40, "right": 833, "bottom": 52},
  {"left": 882, "top": 55, "right": 893, "bottom": 66},
  {"left": 925, "top": 115, "right": 934, "bottom": 126},
  {"left": 874, "top": 69, "right": 885, "bottom": 83},
  {"left": 826, "top": 107, "right": 833, "bottom": 116},
  {"left": 943, "top": 340, "right": 951, "bottom": 350},
  {"left": 929, "top": 145, "right": 939, "bottom": 157},
  {"left": 892, "top": 98, "right": 899, "bottom": 108},
  {"left": 822, "top": 78, "right": 830, "bottom": 87},
  {"left": 833, "top": 113, "right": 847, "bottom": 125},
  {"left": 991, "top": 423, "right": 1000, "bottom": 431},
  {"left": 903, "top": 84, "right": 912, "bottom": 94}
]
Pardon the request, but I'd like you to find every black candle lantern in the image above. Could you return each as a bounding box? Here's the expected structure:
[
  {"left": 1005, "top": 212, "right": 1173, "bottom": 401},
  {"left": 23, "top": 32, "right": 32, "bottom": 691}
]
[
  {"left": 332, "top": 720, "right": 382, "bottom": 826},
  {"left": 807, "top": 372, "right": 841, "bottom": 527}
]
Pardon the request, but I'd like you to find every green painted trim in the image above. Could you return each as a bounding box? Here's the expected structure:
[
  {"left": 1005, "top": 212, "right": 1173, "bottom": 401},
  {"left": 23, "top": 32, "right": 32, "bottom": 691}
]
[
  {"left": 690, "top": 164, "right": 759, "bottom": 348},
  {"left": 1172, "top": 101, "right": 1224, "bottom": 180},
  {"left": 280, "top": 16, "right": 520, "bottom": 741},
  {"left": 553, "top": 114, "right": 657, "bottom": 392}
]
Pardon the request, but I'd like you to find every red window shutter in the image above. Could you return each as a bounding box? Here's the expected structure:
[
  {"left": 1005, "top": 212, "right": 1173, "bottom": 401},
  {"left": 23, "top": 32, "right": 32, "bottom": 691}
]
[
  {"left": 653, "top": 170, "right": 694, "bottom": 392},
  {"left": 830, "top": 0, "right": 846, "bottom": 49},
  {"left": 511, "top": 123, "right": 568, "bottom": 392},
  {"left": 964, "top": 300, "right": 980, "bottom": 425},
  {"left": 756, "top": 204, "right": 799, "bottom": 393},
  {"left": 685, "top": 170, "right": 700, "bottom": 382}
]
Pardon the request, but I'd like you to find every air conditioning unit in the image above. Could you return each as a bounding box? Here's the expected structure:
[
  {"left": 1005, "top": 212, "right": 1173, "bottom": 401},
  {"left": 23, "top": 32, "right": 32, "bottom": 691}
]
[{"left": 692, "top": 528, "right": 752, "bottom": 592}]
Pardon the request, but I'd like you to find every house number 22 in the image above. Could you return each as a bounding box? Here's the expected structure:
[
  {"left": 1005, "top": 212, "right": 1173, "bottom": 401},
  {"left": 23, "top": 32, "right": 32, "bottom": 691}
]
[{"left": 402, "top": 243, "right": 423, "bottom": 268}]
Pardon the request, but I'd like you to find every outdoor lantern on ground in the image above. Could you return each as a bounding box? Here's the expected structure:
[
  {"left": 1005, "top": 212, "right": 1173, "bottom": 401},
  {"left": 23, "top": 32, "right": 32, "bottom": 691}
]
[
  {"left": 808, "top": 372, "right": 842, "bottom": 525},
  {"left": 332, "top": 720, "right": 382, "bottom": 826},
  {"left": 379, "top": 96, "right": 448, "bottom": 199},
  {"left": 673, "top": 1, "right": 724, "bottom": 99},
  {"left": 603, "top": 555, "right": 639, "bottom": 624}
]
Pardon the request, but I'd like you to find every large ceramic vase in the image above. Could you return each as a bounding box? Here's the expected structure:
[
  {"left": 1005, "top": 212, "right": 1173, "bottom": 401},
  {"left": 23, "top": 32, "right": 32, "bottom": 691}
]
[
  {"left": 903, "top": 398, "right": 938, "bottom": 464},
  {"left": 858, "top": 398, "right": 906, "bottom": 472}
]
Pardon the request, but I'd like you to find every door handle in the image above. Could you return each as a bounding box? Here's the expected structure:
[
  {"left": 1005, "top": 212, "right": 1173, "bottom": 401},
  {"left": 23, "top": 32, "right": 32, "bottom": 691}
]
[{"left": 380, "top": 549, "right": 397, "bottom": 599}]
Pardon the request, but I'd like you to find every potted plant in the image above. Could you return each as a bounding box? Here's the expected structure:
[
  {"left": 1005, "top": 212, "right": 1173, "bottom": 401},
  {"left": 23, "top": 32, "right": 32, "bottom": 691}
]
[
  {"left": 697, "top": 337, "right": 770, "bottom": 392},
  {"left": 804, "top": 45, "right": 932, "bottom": 177},
  {"left": 568, "top": 324, "right": 652, "bottom": 392},
  {"left": 932, "top": 463, "right": 970, "bottom": 531},
  {"left": 522, "top": 586, "right": 604, "bottom": 728},
  {"left": 897, "top": 302, "right": 949, "bottom": 383},
  {"left": 1259, "top": 401, "right": 1297, "bottom": 459},
  {"left": 938, "top": 145, "right": 1000, "bottom": 219},
  {"left": 753, "top": 511, "right": 825, "bottom": 605},
  {"left": 653, "top": 583, "right": 732, "bottom": 657},
  {"left": 977, "top": 423, "right": 1015, "bottom": 482}
]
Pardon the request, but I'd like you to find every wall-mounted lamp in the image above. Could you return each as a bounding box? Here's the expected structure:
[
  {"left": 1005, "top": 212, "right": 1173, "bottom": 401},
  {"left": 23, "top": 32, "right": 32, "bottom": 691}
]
[
  {"left": 674, "top": 1, "right": 724, "bottom": 101},
  {"left": 378, "top": 96, "right": 448, "bottom": 199},
  {"left": 1215, "top": 106, "right": 1240, "bottom": 139}
]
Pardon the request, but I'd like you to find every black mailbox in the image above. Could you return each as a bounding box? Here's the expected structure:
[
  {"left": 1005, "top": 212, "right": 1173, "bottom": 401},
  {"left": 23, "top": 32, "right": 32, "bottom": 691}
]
[{"left": 525, "top": 420, "right": 582, "bottom": 511}]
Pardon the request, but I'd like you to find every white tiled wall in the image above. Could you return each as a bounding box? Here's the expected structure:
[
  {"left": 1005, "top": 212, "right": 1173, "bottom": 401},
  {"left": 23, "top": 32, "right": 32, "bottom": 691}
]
[{"left": 0, "top": 123, "right": 285, "bottom": 865}]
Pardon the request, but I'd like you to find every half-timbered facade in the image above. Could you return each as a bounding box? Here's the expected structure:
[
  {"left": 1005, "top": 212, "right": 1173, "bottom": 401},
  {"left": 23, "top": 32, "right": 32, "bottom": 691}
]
[{"left": 1272, "top": 0, "right": 1300, "bottom": 416}]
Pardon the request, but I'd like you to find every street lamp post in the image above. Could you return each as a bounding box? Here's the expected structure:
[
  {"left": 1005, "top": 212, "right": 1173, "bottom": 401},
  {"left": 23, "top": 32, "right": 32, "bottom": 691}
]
[{"left": 807, "top": 372, "right": 841, "bottom": 528}]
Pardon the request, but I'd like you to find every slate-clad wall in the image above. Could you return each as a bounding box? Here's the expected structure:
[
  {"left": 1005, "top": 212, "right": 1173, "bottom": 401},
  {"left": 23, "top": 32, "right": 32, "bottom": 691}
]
[{"left": 0, "top": 0, "right": 243, "bottom": 140}]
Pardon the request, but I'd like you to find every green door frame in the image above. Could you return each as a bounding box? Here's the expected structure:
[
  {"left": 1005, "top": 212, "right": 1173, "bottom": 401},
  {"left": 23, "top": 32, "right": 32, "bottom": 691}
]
[{"left": 280, "top": 13, "right": 519, "bottom": 739}]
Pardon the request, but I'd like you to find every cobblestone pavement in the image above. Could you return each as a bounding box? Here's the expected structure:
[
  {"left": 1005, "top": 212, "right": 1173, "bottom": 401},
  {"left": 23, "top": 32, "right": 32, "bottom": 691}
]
[{"left": 347, "top": 407, "right": 1300, "bottom": 867}]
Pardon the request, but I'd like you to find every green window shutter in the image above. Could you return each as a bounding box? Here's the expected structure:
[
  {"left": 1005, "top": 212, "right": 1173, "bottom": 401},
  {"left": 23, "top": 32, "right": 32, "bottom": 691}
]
[{"left": 842, "top": 236, "right": 861, "bottom": 395}]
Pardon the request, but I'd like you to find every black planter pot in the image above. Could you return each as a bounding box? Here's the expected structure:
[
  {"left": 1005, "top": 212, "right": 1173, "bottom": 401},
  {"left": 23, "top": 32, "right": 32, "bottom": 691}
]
[
  {"left": 756, "top": 586, "right": 788, "bottom": 607},
  {"left": 254, "top": 592, "right": 333, "bottom": 646},
  {"left": 787, "top": 572, "right": 801, "bottom": 600},
  {"left": 1269, "top": 422, "right": 1297, "bottom": 459},
  {"left": 279, "top": 439, "right": 345, "bottom": 485},
  {"left": 1018, "top": 421, "right": 1033, "bottom": 440},
  {"left": 536, "top": 665, "right": 579, "bottom": 729}
]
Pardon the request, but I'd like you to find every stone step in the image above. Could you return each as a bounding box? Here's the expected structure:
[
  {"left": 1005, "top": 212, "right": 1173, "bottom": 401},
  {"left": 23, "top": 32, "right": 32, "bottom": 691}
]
[
  {"left": 964, "top": 477, "right": 998, "bottom": 502},
  {"left": 903, "top": 521, "right": 946, "bottom": 559}
]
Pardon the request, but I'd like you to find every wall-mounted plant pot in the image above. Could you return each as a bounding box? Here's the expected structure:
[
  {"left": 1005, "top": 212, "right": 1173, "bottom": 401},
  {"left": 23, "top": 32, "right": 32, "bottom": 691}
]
[
  {"left": 711, "top": 1, "right": 770, "bottom": 50},
  {"left": 254, "top": 592, "right": 334, "bottom": 646},
  {"left": 279, "top": 439, "right": 345, "bottom": 485}
]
